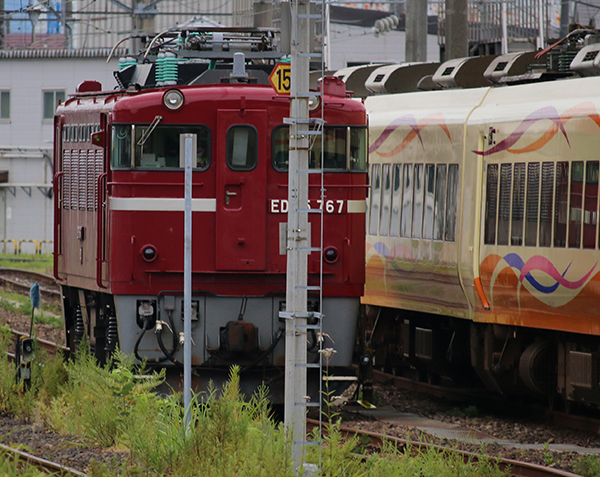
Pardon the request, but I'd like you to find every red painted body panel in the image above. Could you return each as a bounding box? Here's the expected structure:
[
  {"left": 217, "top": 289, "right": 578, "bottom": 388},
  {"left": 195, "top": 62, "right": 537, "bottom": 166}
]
[{"left": 55, "top": 83, "right": 367, "bottom": 300}]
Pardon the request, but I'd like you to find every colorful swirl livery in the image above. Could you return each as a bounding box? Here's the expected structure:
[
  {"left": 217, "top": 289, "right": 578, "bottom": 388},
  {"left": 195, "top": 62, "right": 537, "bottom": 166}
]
[{"left": 363, "top": 75, "right": 600, "bottom": 407}]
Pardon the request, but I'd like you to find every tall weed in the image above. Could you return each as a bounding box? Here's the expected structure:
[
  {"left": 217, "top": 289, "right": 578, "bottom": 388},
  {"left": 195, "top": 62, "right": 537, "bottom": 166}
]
[{"left": 49, "top": 346, "right": 164, "bottom": 447}]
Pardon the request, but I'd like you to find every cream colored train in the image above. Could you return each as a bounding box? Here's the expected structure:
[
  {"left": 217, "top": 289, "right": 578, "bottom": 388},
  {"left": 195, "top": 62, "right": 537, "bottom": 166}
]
[{"left": 361, "top": 60, "right": 600, "bottom": 409}]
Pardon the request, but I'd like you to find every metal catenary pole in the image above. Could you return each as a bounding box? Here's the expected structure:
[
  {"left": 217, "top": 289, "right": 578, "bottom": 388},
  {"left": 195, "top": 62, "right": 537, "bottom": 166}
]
[{"left": 283, "top": 0, "right": 312, "bottom": 469}]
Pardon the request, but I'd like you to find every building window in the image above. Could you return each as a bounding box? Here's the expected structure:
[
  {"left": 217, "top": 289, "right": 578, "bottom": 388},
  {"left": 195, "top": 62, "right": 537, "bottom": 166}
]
[
  {"left": 43, "top": 90, "right": 65, "bottom": 120},
  {"left": 0, "top": 91, "right": 10, "bottom": 120}
]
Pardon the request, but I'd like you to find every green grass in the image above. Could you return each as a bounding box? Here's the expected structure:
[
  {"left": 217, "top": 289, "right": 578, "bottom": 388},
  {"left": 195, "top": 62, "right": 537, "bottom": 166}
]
[
  {"left": 0, "top": 253, "right": 53, "bottom": 275},
  {"left": 0, "top": 253, "right": 60, "bottom": 329},
  {"left": 0, "top": 290, "right": 62, "bottom": 329}
]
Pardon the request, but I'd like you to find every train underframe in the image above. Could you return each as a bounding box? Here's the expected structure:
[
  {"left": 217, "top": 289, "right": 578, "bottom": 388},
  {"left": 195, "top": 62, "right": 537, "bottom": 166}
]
[
  {"left": 60, "top": 285, "right": 359, "bottom": 402},
  {"left": 361, "top": 305, "right": 600, "bottom": 411}
]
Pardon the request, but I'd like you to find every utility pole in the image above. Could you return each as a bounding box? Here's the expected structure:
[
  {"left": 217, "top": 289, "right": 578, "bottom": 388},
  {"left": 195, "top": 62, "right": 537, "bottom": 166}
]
[
  {"left": 283, "top": 0, "right": 312, "bottom": 470},
  {"left": 445, "top": 0, "right": 468, "bottom": 60},
  {"left": 406, "top": 0, "right": 427, "bottom": 62}
]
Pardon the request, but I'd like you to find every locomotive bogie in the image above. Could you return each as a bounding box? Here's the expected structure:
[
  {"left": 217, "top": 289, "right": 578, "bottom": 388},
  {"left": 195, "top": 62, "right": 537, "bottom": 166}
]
[{"left": 363, "top": 76, "right": 600, "bottom": 407}]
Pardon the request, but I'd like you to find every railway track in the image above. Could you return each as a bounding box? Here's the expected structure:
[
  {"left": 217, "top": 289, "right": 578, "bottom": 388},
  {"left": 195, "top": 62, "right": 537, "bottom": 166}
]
[
  {"left": 307, "top": 418, "right": 583, "bottom": 477},
  {"left": 0, "top": 267, "right": 61, "bottom": 303},
  {"left": 371, "top": 368, "right": 600, "bottom": 436},
  {"left": 6, "top": 327, "right": 68, "bottom": 362},
  {"left": 0, "top": 443, "right": 86, "bottom": 476}
]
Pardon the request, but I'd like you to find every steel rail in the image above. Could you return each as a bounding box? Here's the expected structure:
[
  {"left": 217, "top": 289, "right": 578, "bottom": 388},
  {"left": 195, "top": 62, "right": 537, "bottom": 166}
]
[
  {"left": 307, "top": 418, "right": 582, "bottom": 477},
  {"left": 0, "top": 442, "right": 86, "bottom": 476},
  {"left": 371, "top": 368, "right": 600, "bottom": 435}
]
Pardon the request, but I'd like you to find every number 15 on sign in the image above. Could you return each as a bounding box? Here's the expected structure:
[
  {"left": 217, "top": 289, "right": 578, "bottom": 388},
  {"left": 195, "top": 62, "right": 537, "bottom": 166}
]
[{"left": 268, "top": 63, "right": 291, "bottom": 95}]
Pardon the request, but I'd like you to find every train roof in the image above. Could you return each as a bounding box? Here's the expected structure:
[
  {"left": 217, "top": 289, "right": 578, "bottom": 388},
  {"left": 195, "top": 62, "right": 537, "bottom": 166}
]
[{"left": 336, "top": 26, "right": 600, "bottom": 97}]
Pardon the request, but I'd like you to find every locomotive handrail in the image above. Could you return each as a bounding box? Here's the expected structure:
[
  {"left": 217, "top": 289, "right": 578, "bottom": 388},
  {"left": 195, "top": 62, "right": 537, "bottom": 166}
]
[
  {"left": 52, "top": 171, "right": 64, "bottom": 282},
  {"left": 96, "top": 173, "right": 108, "bottom": 289}
]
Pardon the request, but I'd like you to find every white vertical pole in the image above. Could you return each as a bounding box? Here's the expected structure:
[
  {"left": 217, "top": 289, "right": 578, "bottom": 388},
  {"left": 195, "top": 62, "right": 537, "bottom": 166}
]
[
  {"left": 284, "top": 0, "right": 311, "bottom": 470},
  {"left": 537, "top": 0, "right": 545, "bottom": 49},
  {"left": 501, "top": 2, "right": 508, "bottom": 55},
  {"left": 325, "top": 1, "right": 331, "bottom": 69},
  {"left": 183, "top": 133, "right": 193, "bottom": 429}
]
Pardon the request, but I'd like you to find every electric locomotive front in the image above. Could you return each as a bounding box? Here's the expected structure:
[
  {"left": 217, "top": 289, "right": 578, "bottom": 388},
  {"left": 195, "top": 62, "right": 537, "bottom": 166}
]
[{"left": 53, "top": 30, "right": 368, "bottom": 399}]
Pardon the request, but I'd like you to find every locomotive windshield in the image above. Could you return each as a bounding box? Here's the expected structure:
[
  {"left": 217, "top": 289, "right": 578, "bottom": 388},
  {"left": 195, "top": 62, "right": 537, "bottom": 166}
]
[
  {"left": 272, "top": 126, "right": 367, "bottom": 172},
  {"left": 111, "top": 124, "right": 210, "bottom": 170}
]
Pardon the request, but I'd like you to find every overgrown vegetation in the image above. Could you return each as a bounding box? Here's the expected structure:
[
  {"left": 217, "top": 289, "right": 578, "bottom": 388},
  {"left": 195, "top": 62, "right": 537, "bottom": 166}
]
[
  {"left": 575, "top": 455, "right": 600, "bottom": 477},
  {"left": 0, "top": 329, "right": 514, "bottom": 476}
]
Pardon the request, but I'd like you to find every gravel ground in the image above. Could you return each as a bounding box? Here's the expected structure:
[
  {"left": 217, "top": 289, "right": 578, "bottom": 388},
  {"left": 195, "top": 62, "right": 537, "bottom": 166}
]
[
  {"left": 336, "top": 381, "right": 600, "bottom": 474},
  {"left": 0, "top": 415, "right": 129, "bottom": 473}
]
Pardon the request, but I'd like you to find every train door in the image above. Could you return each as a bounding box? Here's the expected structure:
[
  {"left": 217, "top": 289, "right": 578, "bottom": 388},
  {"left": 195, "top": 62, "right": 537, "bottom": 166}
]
[{"left": 215, "top": 110, "right": 267, "bottom": 271}]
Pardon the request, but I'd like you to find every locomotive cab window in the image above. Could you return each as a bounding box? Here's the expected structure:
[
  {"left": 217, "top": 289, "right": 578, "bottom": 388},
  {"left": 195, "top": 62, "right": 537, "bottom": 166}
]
[
  {"left": 227, "top": 125, "right": 257, "bottom": 171},
  {"left": 272, "top": 125, "right": 367, "bottom": 172},
  {"left": 111, "top": 124, "right": 210, "bottom": 170}
]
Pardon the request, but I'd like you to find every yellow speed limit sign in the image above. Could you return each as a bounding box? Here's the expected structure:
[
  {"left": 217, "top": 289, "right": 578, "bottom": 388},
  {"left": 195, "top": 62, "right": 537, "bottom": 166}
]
[{"left": 268, "top": 62, "right": 291, "bottom": 95}]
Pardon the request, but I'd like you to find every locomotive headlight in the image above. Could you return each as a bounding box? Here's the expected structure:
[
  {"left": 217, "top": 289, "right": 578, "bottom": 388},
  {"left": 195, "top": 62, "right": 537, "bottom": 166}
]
[
  {"left": 323, "top": 246, "right": 339, "bottom": 264},
  {"left": 141, "top": 244, "right": 158, "bottom": 262},
  {"left": 308, "top": 94, "right": 320, "bottom": 111},
  {"left": 163, "top": 89, "right": 184, "bottom": 110}
]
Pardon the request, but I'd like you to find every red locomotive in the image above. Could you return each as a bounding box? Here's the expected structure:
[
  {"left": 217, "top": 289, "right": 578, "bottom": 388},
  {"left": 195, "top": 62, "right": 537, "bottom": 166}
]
[{"left": 53, "top": 28, "right": 367, "bottom": 398}]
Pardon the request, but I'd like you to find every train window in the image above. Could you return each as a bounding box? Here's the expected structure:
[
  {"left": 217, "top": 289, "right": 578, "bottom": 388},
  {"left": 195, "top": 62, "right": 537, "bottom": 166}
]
[
  {"left": 497, "top": 163, "right": 512, "bottom": 245},
  {"left": 112, "top": 125, "right": 133, "bottom": 168},
  {"left": 511, "top": 163, "right": 525, "bottom": 246},
  {"left": 433, "top": 164, "right": 447, "bottom": 241},
  {"left": 272, "top": 126, "right": 289, "bottom": 171},
  {"left": 583, "top": 161, "right": 598, "bottom": 249},
  {"left": 349, "top": 128, "right": 368, "bottom": 171},
  {"left": 272, "top": 125, "right": 367, "bottom": 172},
  {"left": 111, "top": 124, "right": 210, "bottom": 170},
  {"left": 554, "top": 162, "right": 569, "bottom": 247},
  {"left": 484, "top": 164, "right": 498, "bottom": 245},
  {"left": 379, "top": 164, "right": 391, "bottom": 236},
  {"left": 368, "top": 164, "right": 381, "bottom": 235},
  {"left": 423, "top": 164, "right": 435, "bottom": 240},
  {"left": 400, "top": 164, "right": 412, "bottom": 237},
  {"left": 227, "top": 125, "right": 257, "bottom": 171},
  {"left": 389, "top": 164, "right": 402, "bottom": 237},
  {"left": 412, "top": 164, "right": 424, "bottom": 238},
  {"left": 539, "top": 162, "right": 555, "bottom": 247},
  {"left": 445, "top": 164, "right": 459, "bottom": 242},
  {"left": 569, "top": 161, "right": 584, "bottom": 248},
  {"left": 322, "top": 128, "right": 347, "bottom": 169},
  {"left": 525, "top": 163, "right": 539, "bottom": 247}
]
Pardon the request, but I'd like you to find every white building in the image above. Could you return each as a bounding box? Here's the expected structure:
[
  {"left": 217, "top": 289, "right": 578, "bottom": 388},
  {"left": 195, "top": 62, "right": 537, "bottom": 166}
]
[{"left": 0, "top": 49, "right": 122, "bottom": 250}]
